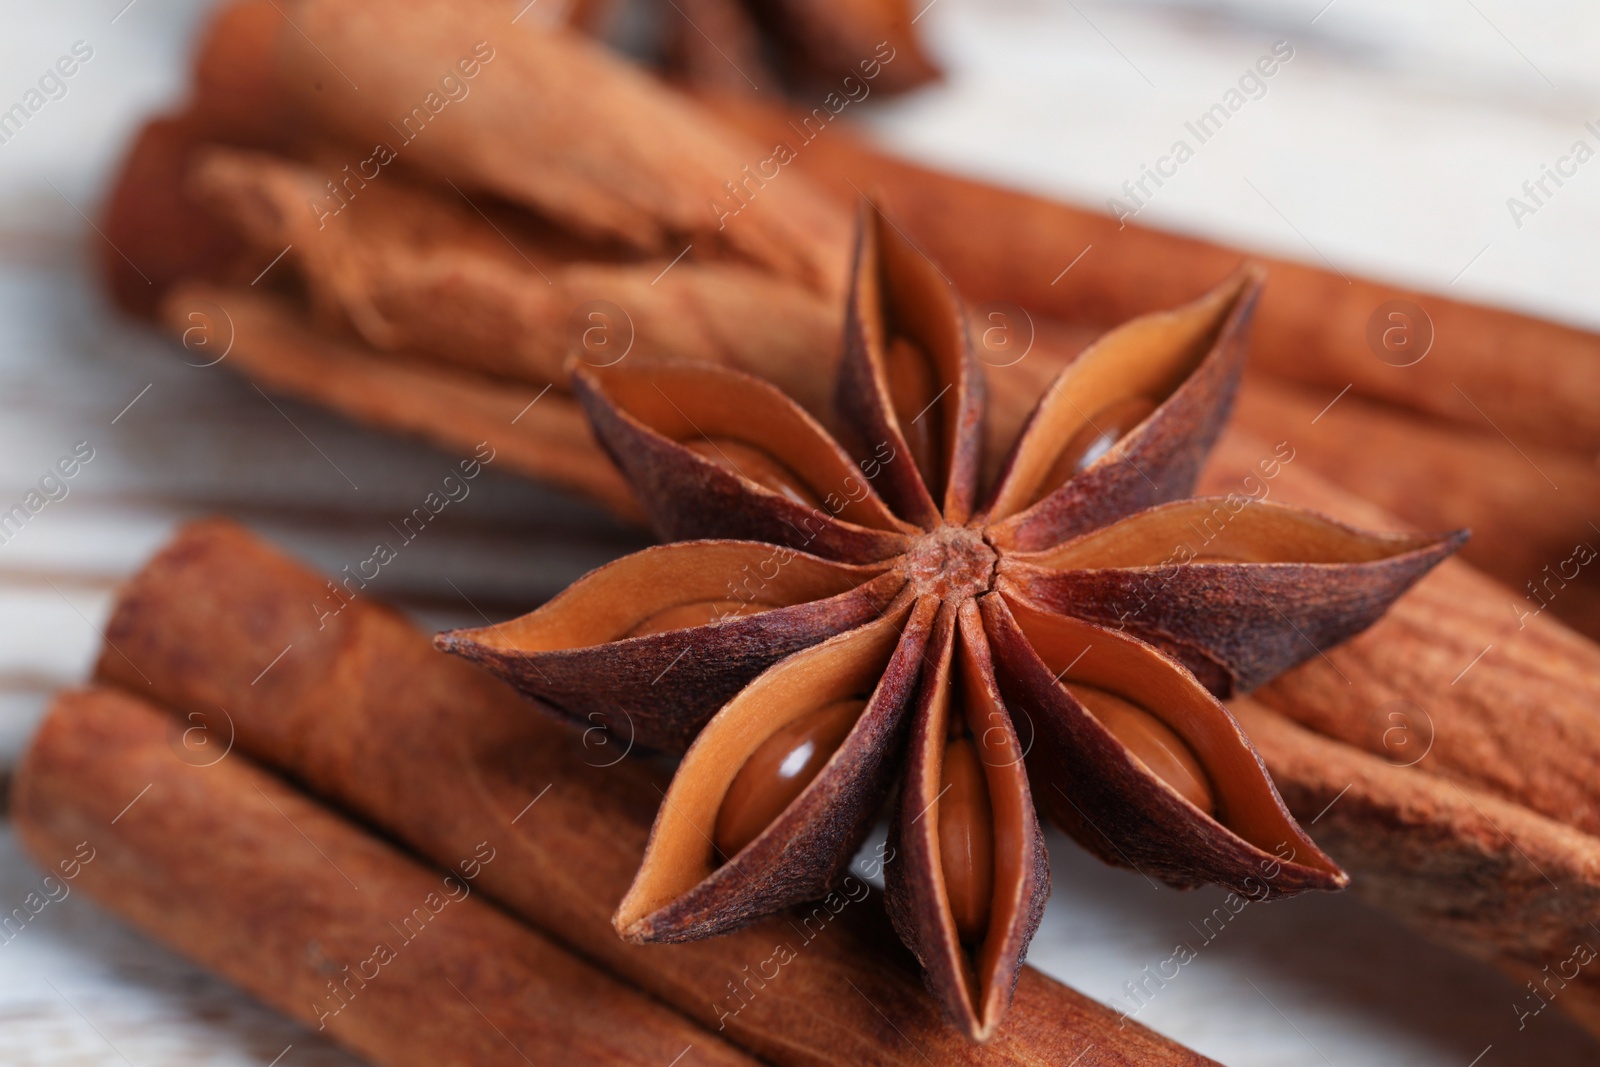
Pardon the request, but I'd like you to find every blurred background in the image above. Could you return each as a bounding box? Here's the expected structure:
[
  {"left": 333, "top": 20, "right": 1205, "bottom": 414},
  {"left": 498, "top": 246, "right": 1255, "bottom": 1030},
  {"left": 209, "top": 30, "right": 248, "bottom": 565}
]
[{"left": 1, "top": 1, "right": 1597, "bottom": 1063}]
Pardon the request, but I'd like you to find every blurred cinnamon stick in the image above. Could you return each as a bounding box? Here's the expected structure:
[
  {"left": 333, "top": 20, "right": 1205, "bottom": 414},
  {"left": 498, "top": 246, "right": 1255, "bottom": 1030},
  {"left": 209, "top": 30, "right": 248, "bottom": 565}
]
[
  {"left": 162, "top": 283, "right": 641, "bottom": 520},
  {"left": 186, "top": 145, "right": 842, "bottom": 419},
  {"left": 1197, "top": 428, "right": 1600, "bottom": 1039},
  {"left": 270, "top": 0, "right": 850, "bottom": 295},
  {"left": 736, "top": 0, "right": 940, "bottom": 94},
  {"left": 708, "top": 94, "right": 1600, "bottom": 458},
  {"left": 12, "top": 687, "right": 758, "bottom": 1067},
  {"left": 1234, "top": 374, "right": 1600, "bottom": 639},
  {"left": 109, "top": 2, "right": 1600, "bottom": 508},
  {"left": 91, "top": 519, "right": 1214, "bottom": 1066}
]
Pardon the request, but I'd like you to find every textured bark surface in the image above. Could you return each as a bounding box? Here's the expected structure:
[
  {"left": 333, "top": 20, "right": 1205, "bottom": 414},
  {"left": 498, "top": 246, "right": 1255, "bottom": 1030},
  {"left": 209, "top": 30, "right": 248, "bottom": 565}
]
[
  {"left": 91, "top": 519, "right": 1216, "bottom": 1066},
  {"left": 1235, "top": 698, "right": 1600, "bottom": 1040},
  {"left": 1233, "top": 374, "right": 1600, "bottom": 641},
  {"left": 189, "top": 146, "right": 843, "bottom": 419},
  {"left": 1201, "top": 433, "right": 1600, "bottom": 1041},
  {"left": 160, "top": 284, "right": 641, "bottom": 520},
  {"left": 12, "top": 688, "right": 758, "bottom": 1067},
  {"left": 1203, "top": 431, "right": 1600, "bottom": 841},
  {"left": 708, "top": 94, "right": 1600, "bottom": 457},
  {"left": 278, "top": 0, "right": 851, "bottom": 295}
]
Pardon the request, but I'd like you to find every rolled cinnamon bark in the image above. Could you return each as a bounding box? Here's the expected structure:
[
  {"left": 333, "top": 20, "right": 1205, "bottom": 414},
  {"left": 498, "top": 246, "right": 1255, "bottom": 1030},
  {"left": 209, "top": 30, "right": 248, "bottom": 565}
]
[
  {"left": 186, "top": 145, "right": 843, "bottom": 420},
  {"left": 1194, "top": 428, "right": 1600, "bottom": 1040},
  {"left": 707, "top": 94, "right": 1600, "bottom": 457},
  {"left": 656, "top": 0, "right": 780, "bottom": 96},
  {"left": 11, "top": 687, "right": 759, "bottom": 1067},
  {"left": 736, "top": 0, "right": 941, "bottom": 95},
  {"left": 271, "top": 0, "right": 851, "bottom": 296},
  {"left": 161, "top": 283, "right": 641, "bottom": 521},
  {"left": 100, "top": 112, "right": 250, "bottom": 318},
  {"left": 1191, "top": 427, "right": 1600, "bottom": 1038},
  {"left": 1230, "top": 697, "right": 1600, "bottom": 1041},
  {"left": 1233, "top": 374, "right": 1600, "bottom": 640},
  {"left": 92, "top": 519, "right": 1214, "bottom": 1066},
  {"left": 1201, "top": 428, "right": 1600, "bottom": 839},
  {"left": 119, "top": 2, "right": 1600, "bottom": 462}
]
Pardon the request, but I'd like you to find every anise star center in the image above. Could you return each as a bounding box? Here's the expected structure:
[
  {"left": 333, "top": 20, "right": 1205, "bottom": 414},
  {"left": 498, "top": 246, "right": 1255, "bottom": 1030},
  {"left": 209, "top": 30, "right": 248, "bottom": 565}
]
[{"left": 900, "top": 523, "right": 998, "bottom": 603}]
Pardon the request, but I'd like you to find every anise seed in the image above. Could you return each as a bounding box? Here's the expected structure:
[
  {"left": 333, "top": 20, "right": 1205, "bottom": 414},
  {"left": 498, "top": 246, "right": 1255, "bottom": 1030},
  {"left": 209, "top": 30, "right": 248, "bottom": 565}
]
[
  {"left": 713, "top": 698, "right": 866, "bottom": 860},
  {"left": 627, "top": 599, "right": 752, "bottom": 638},
  {"left": 938, "top": 729, "right": 994, "bottom": 944},
  {"left": 684, "top": 437, "right": 820, "bottom": 508},
  {"left": 1068, "top": 685, "right": 1214, "bottom": 814},
  {"left": 1035, "top": 395, "right": 1157, "bottom": 503},
  {"left": 884, "top": 336, "right": 941, "bottom": 491}
]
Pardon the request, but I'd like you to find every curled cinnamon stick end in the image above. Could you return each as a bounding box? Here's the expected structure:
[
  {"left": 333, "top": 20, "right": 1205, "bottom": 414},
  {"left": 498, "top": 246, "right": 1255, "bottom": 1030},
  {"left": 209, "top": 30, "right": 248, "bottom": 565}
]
[
  {"left": 100, "top": 114, "right": 246, "bottom": 317},
  {"left": 12, "top": 687, "right": 757, "bottom": 1067},
  {"left": 270, "top": 0, "right": 851, "bottom": 295}
]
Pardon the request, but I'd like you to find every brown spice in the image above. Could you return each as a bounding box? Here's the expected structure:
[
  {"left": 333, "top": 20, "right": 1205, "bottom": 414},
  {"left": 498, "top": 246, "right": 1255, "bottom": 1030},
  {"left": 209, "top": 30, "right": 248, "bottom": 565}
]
[
  {"left": 438, "top": 208, "right": 1464, "bottom": 1038},
  {"left": 707, "top": 93, "right": 1600, "bottom": 457},
  {"left": 161, "top": 283, "right": 641, "bottom": 520},
  {"left": 1197, "top": 429, "right": 1600, "bottom": 1042},
  {"left": 12, "top": 687, "right": 758, "bottom": 1067},
  {"left": 271, "top": 0, "right": 850, "bottom": 295},
  {"left": 1201, "top": 429, "right": 1600, "bottom": 842},
  {"left": 1232, "top": 374, "right": 1600, "bottom": 640},
  {"left": 1233, "top": 697, "right": 1600, "bottom": 1041},
  {"left": 186, "top": 145, "right": 844, "bottom": 421}
]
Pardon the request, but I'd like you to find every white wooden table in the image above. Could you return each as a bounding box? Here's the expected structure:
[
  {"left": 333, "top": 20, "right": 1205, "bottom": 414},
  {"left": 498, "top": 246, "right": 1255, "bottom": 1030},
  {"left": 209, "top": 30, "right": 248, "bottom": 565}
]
[{"left": 2, "top": 1, "right": 1597, "bottom": 1063}]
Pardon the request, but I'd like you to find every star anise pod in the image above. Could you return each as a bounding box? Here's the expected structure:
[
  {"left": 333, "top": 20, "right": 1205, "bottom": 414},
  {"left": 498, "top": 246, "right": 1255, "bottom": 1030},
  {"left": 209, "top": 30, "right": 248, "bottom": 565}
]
[{"left": 437, "top": 207, "right": 1464, "bottom": 1039}]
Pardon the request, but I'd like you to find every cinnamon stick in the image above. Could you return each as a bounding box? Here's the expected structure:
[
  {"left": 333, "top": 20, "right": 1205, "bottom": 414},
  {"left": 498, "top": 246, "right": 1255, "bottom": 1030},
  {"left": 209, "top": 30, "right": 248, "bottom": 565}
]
[
  {"left": 708, "top": 93, "right": 1600, "bottom": 457},
  {"left": 161, "top": 283, "right": 641, "bottom": 520},
  {"left": 92, "top": 519, "right": 1214, "bottom": 1066},
  {"left": 1201, "top": 428, "right": 1600, "bottom": 841},
  {"left": 1233, "top": 374, "right": 1600, "bottom": 640},
  {"left": 1230, "top": 696, "right": 1600, "bottom": 1039},
  {"left": 1194, "top": 428, "right": 1600, "bottom": 1039},
  {"left": 186, "top": 145, "right": 842, "bottom": 419},
  {"left": 738, "top": 0, "right": 941, "bottom": 95},
  {"left": 12, "top": 686, "right": 759, "bottom": 1067},
  {"left": 119, "top": 2, "right": 1600, "bottom": 465},
  {"left": 657, "top": 0, "right": 780, "bottom": 96},
  {"left": 265, "top": 0, "right": 851, "bottom": 296},
  {"left": 100, "top": 112, "right": 248, "bottom": 317}
]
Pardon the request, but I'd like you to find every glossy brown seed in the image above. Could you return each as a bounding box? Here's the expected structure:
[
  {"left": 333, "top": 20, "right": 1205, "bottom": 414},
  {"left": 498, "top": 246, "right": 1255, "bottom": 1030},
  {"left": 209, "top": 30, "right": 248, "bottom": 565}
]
[
  {"left": 627, "top": 599, "right": 753, "bottom": 638},
  {"left": 684, "top": 437, "right": 820, "bottom": 508},
  {"left": 713, "top": 698, "right": 866, "bottom": 860},
  {"left": 1067, "top": 685, "right": 1215, "bottom": 814},
  {"left": 1035, "top": 395, "right": 1157, "bottom": 502},
  {"left": 938, "top": 732, "right": 995, "bottom": 943},
  {"left": 884, "top": 336, "right": 941, "bottom": 491}
]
